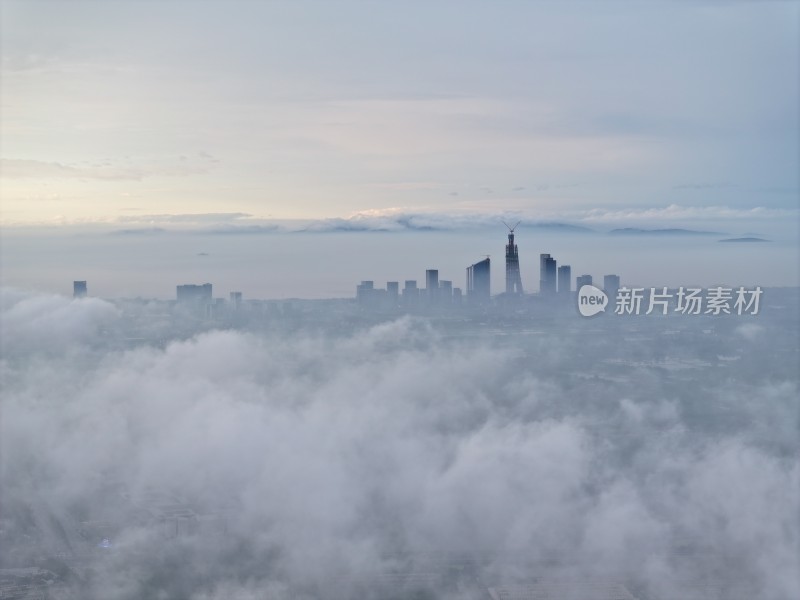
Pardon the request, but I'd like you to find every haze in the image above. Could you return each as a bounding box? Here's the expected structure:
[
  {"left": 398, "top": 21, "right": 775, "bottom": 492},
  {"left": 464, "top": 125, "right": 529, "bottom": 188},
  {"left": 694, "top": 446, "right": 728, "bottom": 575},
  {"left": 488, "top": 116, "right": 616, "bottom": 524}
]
[{"left": 1, "top": 2, "right": 798, "bottom": 599}]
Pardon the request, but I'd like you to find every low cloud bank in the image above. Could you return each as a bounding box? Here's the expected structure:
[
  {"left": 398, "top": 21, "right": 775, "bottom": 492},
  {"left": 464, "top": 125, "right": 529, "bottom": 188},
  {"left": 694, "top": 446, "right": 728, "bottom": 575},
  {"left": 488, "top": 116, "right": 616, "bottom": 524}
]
[
  {"left": 1, "top": 290, "right": 797, "bottom": 599},
  {"left": 5, "top": 204, "right": 796, "bottom": 236}
]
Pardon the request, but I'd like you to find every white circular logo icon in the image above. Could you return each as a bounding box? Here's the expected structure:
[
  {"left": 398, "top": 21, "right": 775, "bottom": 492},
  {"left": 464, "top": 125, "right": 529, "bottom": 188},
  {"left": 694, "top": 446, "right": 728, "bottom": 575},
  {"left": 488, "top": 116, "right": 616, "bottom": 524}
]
[{"left": 577, "top": 285, "right": 609, "bottom": 317}]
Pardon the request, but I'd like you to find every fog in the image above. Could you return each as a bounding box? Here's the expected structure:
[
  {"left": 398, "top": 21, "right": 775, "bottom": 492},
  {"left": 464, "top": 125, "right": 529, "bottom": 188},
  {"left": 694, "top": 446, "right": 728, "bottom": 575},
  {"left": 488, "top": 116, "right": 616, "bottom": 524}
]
[
  {"left": 1, "top": 288, "right": 798, "bottom": 599},
  {"left": 2, "top": 223, "right": 798, "bottom": 300}
]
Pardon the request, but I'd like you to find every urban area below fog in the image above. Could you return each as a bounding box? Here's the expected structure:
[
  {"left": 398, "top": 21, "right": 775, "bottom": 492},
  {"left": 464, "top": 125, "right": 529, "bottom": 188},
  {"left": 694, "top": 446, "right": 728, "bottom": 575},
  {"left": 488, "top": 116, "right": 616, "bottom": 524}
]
[{"left": 1, "top": 229, "right": 797, "bottom": 599}]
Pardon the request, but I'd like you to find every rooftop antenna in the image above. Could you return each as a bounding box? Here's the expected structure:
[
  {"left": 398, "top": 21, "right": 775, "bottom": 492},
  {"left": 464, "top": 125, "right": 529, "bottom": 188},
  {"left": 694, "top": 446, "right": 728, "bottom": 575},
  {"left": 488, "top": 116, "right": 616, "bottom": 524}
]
[{"left": 502, "top": 220, "right": 521, "bottom": 233}]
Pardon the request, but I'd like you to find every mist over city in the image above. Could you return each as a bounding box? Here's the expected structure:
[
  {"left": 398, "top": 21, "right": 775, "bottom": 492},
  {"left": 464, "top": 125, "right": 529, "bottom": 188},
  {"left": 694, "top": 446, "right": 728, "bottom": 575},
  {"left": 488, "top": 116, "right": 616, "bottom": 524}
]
[
  {"left": 1, "top": 1, "right": 798, "bottom": 599},
  {"left": 2, "top": 279, "right": 798, "bottom": 599}
]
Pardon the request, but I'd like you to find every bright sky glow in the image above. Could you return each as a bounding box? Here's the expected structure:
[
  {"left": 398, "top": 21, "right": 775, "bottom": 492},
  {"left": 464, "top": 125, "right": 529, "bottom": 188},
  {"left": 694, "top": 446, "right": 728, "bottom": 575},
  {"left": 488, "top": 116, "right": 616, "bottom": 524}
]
[{"left": 1, "top": 1, "right": 797, "bottom": 226}]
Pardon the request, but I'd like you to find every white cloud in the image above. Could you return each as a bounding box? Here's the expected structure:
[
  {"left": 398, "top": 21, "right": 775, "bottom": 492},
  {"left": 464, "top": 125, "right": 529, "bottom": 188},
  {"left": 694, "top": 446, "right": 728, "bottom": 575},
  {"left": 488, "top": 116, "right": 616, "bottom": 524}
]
[{"left": 1, "top": 289, "right": 797, "bottom": 598}]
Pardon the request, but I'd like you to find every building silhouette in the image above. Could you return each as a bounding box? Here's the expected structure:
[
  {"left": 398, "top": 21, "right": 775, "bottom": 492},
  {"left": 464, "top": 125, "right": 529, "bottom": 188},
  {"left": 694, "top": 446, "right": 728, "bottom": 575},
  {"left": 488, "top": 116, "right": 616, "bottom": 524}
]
[
  {"left": 504, "top": 223, "right": 524, "bottom": 294},
  {"left": 439, "top": 280, "right": 453, "bottom": 304},
  {"left": 386, "top": 281, "right": 399, "bottom": 303},
  {"left": 230, "top": 291, "right": 243, "bottom": 309},
  {"left": 558, "top": 265, "right": 571, "bottom": 294},
  {"left": 73, "top": 281, "right": 87, "bottom": 298},
  {"left": 604, "top": 274, "right": 621, "bottom": 298},
  {"left": 576, "top": 274, "right": 593, "bottom": 290},
  {"left": 426, "top": 269, "right": 439, "bottom": 303},
  {"left": 466, "top": 257, "right": 491, "bottom": 304},
  {"left": 402, "top": 280, "right": 418, "bottom": 306},
  {"left": 356, "top": 280, "right": 374, "bottom": 303},
  {"left": 539, "top": 254, "right": 557, "bottom": 294},
  {"left": 177, "top": 283, "right": 212, "bottom": 302}
]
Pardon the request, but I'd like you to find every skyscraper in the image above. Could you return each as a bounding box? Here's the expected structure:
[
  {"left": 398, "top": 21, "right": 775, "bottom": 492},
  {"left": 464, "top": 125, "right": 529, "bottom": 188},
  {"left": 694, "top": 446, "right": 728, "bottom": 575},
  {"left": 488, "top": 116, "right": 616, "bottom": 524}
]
[
  {"left": 73, "top": 281, "right": 87, "bottom": 298},
  {"left": 604, "top": 274, "right": 621, "bottom": 299},
  {"left": 558, "top": 265, "right": 572, "bottom": 294},
  {"left": 466, "top": 257, "right": 491, "bottom": 304},
  {"left": 426, "top": 269, "right": 439, "bottom": 303},
  {"left": 439, "top": 280, "right": 453, "bottom": 303},
  {"left": 402, "top": 280, "right": 418, "bottom": 306},
  {"left": 230, "top": 291, "right": 243, "bottom": 309},
  {"left": 177, "top": 283, "right": 212, "bottom": 302},
  {"left": 356, "top": 280, "right": 374, "bottom": 304},
  {"left": 539, "top": 253, "right": 557, "bottom": 294},
  {"left": 504, "top": 223, "right": 523, "bottom": 294},
  {"left": 576, "top": 274, "right": 593, "bottom": 290}
]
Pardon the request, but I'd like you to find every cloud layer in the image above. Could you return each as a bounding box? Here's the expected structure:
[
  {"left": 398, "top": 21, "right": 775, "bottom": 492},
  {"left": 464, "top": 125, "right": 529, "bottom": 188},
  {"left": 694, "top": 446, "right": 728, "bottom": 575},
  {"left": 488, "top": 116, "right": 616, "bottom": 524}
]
[
  {"left": 1, "top": 289, "right": 798, "bottom": 599},
  {"left": 5, "top": 204, "right": 795, "bottom": 235}
]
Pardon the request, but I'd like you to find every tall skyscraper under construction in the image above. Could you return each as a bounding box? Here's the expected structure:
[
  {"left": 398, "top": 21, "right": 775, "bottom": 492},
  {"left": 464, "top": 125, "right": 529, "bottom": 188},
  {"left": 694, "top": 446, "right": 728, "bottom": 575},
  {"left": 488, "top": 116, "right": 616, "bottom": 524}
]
[{"left": 504, "top": 222, "right": 523, "bottom": 294}]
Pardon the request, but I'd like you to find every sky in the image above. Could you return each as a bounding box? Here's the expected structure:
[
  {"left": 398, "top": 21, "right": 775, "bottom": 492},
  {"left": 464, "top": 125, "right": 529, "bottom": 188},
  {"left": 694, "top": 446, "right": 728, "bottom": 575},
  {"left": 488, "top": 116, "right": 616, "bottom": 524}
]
[
  {"left": 0, "top": 1, "right": 798, "bottom": 295},
  {"left": 1, "top": 1, "right": 798, "bottom": 223}
]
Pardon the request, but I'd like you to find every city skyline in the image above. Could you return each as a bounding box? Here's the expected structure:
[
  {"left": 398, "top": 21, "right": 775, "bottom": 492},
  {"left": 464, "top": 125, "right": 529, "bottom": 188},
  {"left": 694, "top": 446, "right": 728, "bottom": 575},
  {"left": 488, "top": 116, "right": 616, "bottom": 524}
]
[
  {"left": 48, "top": 219, "right": 791, "bottom": 299},
  {"left": 5, "top": 214, "right": 795, "bottom": 299},
  {"left": 2, "top": 1, "right": 797, "bottom": 297},
  {"left": 355, "top": 228, "right": 625, "bottom": 307},
  {"left": 68, "top": 226, "right": 635, "bottom": 304},
  {"left": 1, "top": 3, "right": 797, "bottom": 597}
]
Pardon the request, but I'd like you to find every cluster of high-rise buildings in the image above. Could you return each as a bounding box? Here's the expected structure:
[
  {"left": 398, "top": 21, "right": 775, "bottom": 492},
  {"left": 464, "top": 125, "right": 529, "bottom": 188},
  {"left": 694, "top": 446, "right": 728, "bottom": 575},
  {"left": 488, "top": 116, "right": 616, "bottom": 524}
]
[
  {"left": 70, "top": 226, "right": 621, "bottom": 309},
  {"left": 356, "top": 269, "right": 465, "bottom": 309},
  {"left": 355, "top": 225, "right": 622, "bottom": 308}
]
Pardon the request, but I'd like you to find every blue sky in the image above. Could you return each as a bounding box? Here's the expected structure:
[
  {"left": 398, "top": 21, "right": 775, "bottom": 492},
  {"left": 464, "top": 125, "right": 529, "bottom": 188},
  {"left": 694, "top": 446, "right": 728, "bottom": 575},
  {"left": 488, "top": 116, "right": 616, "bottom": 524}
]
[{"left": 1, "top": 0, "right": 797, "bottom": 226}]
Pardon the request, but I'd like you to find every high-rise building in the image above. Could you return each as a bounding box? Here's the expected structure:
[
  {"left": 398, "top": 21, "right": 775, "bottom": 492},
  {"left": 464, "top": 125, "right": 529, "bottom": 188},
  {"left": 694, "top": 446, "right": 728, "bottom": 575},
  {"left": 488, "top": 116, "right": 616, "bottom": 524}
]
[
  {"left": 452, "top": 287, "right": 463, "bottom": 305},
  {"left": 402, "top": 280, "right": 418, "bottom": 305},
  {"left": 73, "top": 281, "right": 87, "bottom": 298},
  {"left": 576, "top": 274, "right": 593, "bottom": 290},
  {"left": 439, "top": 280, "right": 453, "bottom": 303},
  {"left": 504, "top": 223, "right": 524, "bottom": 294},
  {"left": 177, "top": 283, "right": 212, "bottom": 302},
  {"left": 386, "top": 281, "right": 399, "bottom": 300},
  {"left": 230, "top": 291, "right": 243, "bottom": 309},
  {"left": 426, "top": 269, "right": 439, "bottom": 303},
  {"left": 603, "top": 274, "right": 621, "bottom": 298},
  {"left": 356, "top": 280, "right": 374, "bottom": 304},
  {"left": 466, "top": 257, "right": 491, "bottom": 304},
  {"left": 539, "top": 253, "right": 557, "bottom": 294},
  {"left": 558, "top": 265, "right": 572, "bottom": 294}
]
